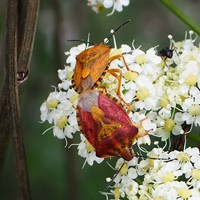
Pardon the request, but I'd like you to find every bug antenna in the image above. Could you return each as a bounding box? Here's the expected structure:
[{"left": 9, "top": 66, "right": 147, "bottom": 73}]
[
  {"left": 67, "top": 39, "right": 95, "bottom": 46},
  {"left": 104, "top": 162, "right": 125, "bottom": 191},
  {"left": 105, "top": 20, "right": 131, "bottom": 44},
  {"left": 135, "top": 153, "right": 175, "bottom": 161}
]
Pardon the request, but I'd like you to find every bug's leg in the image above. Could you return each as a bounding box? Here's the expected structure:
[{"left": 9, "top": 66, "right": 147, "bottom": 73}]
[
  {"left": 107, "top": 69, "right": 132, "bottom": 113},
  {"left": 94, "top": 85, "right": 108, "bottom": 94},
  {"left": 133, "top": 118, "right": 153, "bottom": 138},
  {"left": 109, "top": 53, "right": 130, "bottom": 71},
  {"left": 107, "top": 68, "right": 122, "bottom": 98}
]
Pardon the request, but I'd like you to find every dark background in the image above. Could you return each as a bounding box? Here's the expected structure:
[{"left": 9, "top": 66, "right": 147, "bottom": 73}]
[{"left": 0, "top": 0, "right": 200, "bottom": 199}]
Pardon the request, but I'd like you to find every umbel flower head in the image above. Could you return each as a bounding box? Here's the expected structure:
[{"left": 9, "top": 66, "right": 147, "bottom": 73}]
[{"left": 40, "top": 30, "right": 200, "bottom": 199}]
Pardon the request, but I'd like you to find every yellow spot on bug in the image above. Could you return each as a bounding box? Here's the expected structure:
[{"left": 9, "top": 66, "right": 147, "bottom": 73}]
[
  {"left": 189, "top": 105, "right": 200, "bottom": 116},
  {"left": 124, "top": 71, "right": 138, "bottom": 81},
  {"left": 163, "top": 119, "right": 175, "bottom": 132},
  {"left": 185, "top": 75, "right": 197, "bottom": 86},
  {"left": 192, "top": 169, "right": 200, "bottom": 180},
  {"left": 136, "top": 88, "right": 150, "bottom": 100},
  {"left": 135, "top": 54, "right": 147, "bottom": 65},
  {"left": 177, "top": 187, "right": 191, "bottom": 199},
  {"left": 177, "top": 152, "right": 190, "bottom": 162},
  {"left": 162, "top": 172, "right": 174, "bottom": 183},
  {"left": 47, "top": 98, "right": 58, "bottom": 109},
  {"left": 56, "top": 115, "right": 67, "bottom": 129}
]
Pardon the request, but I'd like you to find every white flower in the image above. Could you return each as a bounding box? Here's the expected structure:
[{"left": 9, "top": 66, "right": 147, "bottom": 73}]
[
  {"left": 40, "top": 30, "right": 200, "bottom": 199},
  {"left": 40, "top": 90, "right": 69, "bottom": 123},
  {"left": 103, "top": 0, "right": 130, "bottom": 15},
  {"left": 87, "top": 0, "right": 130, "bottom": 15},
  {"left": 57, "top": 66, "right": 74, "bottom": 90},
  {"left": 77, "top": 134, "right": 104, "bottom": 166},
  {"left": 87, "top": 0, "right": 104, "bottom": 13},
  {"left": 65, "top": 43, "right": 86, "bottom": 67},
  {"left": 180, "top": 87, "right": 200, "bottom": 126},
  {"left": 133, "top": 75, "right": 157, "bottom": 110}
]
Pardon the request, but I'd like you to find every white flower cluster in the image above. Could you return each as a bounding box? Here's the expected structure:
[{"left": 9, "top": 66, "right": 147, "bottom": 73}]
[
  {"left": 87, "top": 0, "right": 130, "bottom": 15},
  {"left": 40, "top": 30, "right": 200, "bottom": 199},
  {"left": 103, "top": 147, "right": 200, "bottom": 200}
]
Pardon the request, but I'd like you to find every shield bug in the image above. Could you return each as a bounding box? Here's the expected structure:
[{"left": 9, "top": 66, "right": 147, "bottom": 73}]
[
  {"left": 77, "top": 90, "right": 139, "bottom": 161},
  {"left": 71, "top": 21, "right": 132, "bottom": 100}
]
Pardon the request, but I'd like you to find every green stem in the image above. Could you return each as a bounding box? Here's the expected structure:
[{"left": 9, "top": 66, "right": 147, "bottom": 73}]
[
  {"left": 160, "top": 0, "right": 200, "bottom": 35},
  {"left": 188, "top": 133, "right": 200, "bottom": 144}
]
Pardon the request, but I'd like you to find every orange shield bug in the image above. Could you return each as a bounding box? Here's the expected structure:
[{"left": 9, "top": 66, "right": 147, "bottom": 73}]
[
  {"left": 77, "top": 90, "right": 139, "bottom": 161},
  {"left": 71, "top": 21, "right": 132, "bottom": 100}
]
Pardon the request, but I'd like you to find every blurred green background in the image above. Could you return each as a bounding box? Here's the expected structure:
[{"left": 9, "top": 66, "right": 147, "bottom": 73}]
[{"left": 0, "top": 0, "right": 200, "bottom": 199}]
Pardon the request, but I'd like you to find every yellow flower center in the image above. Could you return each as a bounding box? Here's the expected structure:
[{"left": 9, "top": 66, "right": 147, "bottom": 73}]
[
  {"left": 69, "top": 93, "right": 79, "bottom": 104},
  {"left": 66, "top": 71, "right": 74, "bottom": 80},
  {"left": 163, "top": 119, "right": 175, "bottom": 132},
  {"left": 177, "top": 187, "right": 191, "bottom": 199},
  {"left": 85, "top": 140, "right": 95, "bottom": 152},
  {"left": 147, "top": 154, "right": 158, "bottom": 168},
  {"left": 47, "top": 98, "right": 58, "bottom": 109},
  {"left": 189, "top": 105, "right": 200, "bottom": 116},
  {"left": 119, "top": 163, "right": 128, "bottom": 175},
  {"left": 159, "top": 59, "right": 166, "bottom": 68},
  {"left": 56, "top": 115, "right": 67, "bottom": 129},
  {"left": 109, "top": 48, "right": 122, "bottom": 58},
  {"left": 177, "top": 152, "right": 190, "bottom": 162},
  {"left": 135, "top": 54, "right": 147, "bottom": 65},
  {"left": 154, "top": 197, "right": 163, "bottom": 200},
  {"left": 159, "top": 95, "right": 169, "bottom": 107},
  {"left": 136, "top": 88, "right": 150, "bottom": 100},
  {"left": 162, "top": 172, "right": 175, "bottom": 183},
  {"left": 192, "top": 169, "right": 200, "bottom": 180},
  {"left": 184, "top": 75, "right": 197, "bottom": 86},
  {"left": 113, "top": 187, "right": 121, "bottom": 199},
  {"left": 124, "top": 71, "right": 138, "bottom": 81}
]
